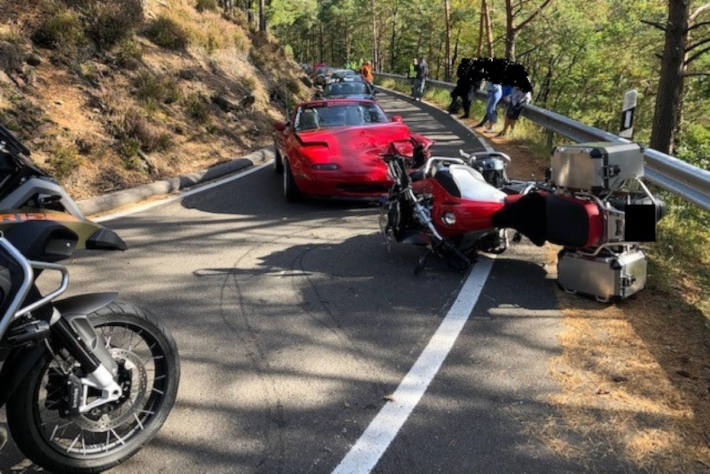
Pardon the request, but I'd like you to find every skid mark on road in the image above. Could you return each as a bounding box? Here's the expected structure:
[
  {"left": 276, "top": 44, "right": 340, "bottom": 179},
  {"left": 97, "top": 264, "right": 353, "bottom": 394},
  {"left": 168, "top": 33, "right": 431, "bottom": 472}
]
[{"left": 332, "top": 258, "right": 494, "bottom": 474}]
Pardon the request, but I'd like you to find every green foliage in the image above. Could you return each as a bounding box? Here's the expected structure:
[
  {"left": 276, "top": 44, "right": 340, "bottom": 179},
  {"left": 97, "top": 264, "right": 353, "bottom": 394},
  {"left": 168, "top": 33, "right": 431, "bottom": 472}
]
[
  {"left": 145, "top": 16, "right": 189, "bottom": 50},
  {"left": 84, "top": 0, "right": 144, "bottom": 49},
  {"left": 47, "top": 142, "right": 82, "bottom": 179},
  {"left": 195, "top": 0, "right": 219, "bottom": 13},
  {"left": 32, "top": 9, "right": 87, "bottom": 52},
  {"left": 134, "top": 72, "right": 181, "bottom": 106}
]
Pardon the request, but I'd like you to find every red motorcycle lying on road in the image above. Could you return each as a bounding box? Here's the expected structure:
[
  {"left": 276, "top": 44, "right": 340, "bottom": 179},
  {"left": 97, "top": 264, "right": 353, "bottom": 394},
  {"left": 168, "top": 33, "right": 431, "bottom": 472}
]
[
  {"left": 380, "top": 141, "right": 663, "bottom": 302},
  {"left": 380, "top": 144, "right": 514, "bottom": 273}
]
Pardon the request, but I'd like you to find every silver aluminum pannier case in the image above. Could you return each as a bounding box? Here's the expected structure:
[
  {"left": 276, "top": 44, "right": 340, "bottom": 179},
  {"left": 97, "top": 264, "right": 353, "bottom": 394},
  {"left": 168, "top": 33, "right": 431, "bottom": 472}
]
[
  {"left": 550, "top": 142, "right": 644, "bottom": 192},
  {"left": 557, "top": 249, "right": 647, "bottom": 302}
]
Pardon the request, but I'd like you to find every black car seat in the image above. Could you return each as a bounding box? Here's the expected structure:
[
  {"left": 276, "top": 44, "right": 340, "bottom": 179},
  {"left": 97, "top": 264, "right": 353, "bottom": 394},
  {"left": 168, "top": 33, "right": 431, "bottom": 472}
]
[
  {"left": 345, "top": 106, "right": 364, "bottom": 126},
  {"left": 299, "top": 110, "right": 319, "bottom": 130}
]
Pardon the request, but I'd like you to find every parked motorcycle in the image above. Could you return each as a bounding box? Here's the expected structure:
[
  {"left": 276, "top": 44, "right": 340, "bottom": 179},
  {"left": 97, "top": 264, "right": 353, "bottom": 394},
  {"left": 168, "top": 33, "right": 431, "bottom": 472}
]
[
  {"left": 0, "top": 124, "right": 180, "bottom": 473},
  {"left": 380, "top": 144, "right": 513, "bottom": 273}
]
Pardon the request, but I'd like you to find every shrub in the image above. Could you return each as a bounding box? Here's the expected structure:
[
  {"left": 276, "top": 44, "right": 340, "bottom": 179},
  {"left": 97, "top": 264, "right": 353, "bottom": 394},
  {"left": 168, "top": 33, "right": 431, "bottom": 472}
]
[
  {"left": 0, "top": 39, "right": 25, "bottom": 74},
  {"left": 183, "top": 93, "right": 210, "bottom": 123},
  {"left": 145, "top": 16, "right": 189, "bottom": 50},
  {"left": 84, "top": 0, "right": 144, "bottom": 49},
  {"left": 117, "top": 108, "right": 172, "bottom": 153},
  {"left": 134, "top": 72, "right": 181, "bottom": 105},
  {"left": 286, "top": 78, "right": 300, "bottom": 95},
  {"left": 47, "top": 142, "right": 82, "bottom": 179},
  {"left": 233, "top": 30, "right": 249, "bottom": 51},
  {"left": 248, "top": 48, "right": 266, "bottom": 71},
  {"left": 115, "top": 39, "right": 143, "bottom": 69},
  {"left": 32, "top": 9, "right": 87, "bottom": 52},
  {"left": 195, "top": 0, "right": 218, "bottom": 12}
]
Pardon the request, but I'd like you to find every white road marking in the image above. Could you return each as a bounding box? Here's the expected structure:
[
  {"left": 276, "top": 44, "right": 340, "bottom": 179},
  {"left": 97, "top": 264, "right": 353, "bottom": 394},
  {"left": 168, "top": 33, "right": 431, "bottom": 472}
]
[
  {"left": 332, "top": 257, "right": 495, "bottom": 474},
  {"left": 94, "top": 162, "right": 272, "bottom": 222}
]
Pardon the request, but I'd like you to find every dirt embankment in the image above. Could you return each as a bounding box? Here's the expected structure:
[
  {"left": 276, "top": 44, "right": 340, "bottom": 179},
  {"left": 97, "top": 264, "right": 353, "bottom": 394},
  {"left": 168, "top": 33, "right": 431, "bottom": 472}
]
[{"left": 0, "top": 0, "right": 312, "bottom": 200}]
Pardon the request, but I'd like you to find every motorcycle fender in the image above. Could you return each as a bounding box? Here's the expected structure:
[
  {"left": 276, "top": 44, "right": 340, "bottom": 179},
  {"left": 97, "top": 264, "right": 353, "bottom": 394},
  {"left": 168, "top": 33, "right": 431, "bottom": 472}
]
[
  {"left": 54, "top": 293, "right": 118, "bottom": 373},
  {"left": 0, "top": 344, "right": 48, "bottom": 408}
]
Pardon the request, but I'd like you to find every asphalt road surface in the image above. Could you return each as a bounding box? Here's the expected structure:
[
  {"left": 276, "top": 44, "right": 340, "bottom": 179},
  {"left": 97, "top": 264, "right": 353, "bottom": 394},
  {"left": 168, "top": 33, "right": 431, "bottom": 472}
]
[{"left": 0, "top": 90, "right": 612, "bottom": 473}]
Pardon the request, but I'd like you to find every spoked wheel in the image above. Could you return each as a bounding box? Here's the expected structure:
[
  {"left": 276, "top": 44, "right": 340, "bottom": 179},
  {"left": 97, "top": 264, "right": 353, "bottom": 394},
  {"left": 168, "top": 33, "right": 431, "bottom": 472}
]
[{"left": 7, "top": 302, "right": 179, "bottom": 473}]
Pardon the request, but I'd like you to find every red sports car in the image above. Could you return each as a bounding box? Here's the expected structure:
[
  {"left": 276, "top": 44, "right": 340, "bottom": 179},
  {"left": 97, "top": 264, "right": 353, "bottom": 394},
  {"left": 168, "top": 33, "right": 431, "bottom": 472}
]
[{"left": 273, "top": 99, "right": 433, "bottom": 200}]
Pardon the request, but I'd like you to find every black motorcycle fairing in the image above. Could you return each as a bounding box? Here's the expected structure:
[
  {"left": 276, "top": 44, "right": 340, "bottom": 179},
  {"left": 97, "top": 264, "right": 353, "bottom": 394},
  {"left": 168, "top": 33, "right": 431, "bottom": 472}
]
[
  {"left": 0, "top": 343, "right": 48, "bottom": 408},
  {"left": 4, "top": 220, "right": 78, "bottom": 262},
  {"left": 54, "top": 293, "right": 118, "bottom": 318}
]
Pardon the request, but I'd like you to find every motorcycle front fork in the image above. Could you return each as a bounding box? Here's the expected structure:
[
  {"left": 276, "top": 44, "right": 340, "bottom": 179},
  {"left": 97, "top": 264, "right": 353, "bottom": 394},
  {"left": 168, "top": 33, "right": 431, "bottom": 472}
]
[{"left": 50, "top": 317, "right": 123, "bottom": 415}]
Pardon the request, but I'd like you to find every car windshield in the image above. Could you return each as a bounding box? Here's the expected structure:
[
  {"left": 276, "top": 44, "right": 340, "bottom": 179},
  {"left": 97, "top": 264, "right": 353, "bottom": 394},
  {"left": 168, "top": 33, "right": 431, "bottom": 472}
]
[
  {"left": 325, "top": 82, "right": 371, "bottom": 97},
  {"left": 294, "top": 103, "right": 388, "bottom": 130}
]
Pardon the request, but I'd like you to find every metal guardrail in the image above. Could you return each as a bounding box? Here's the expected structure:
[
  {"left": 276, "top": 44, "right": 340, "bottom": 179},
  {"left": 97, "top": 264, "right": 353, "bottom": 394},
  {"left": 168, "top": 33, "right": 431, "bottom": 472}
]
[{"left": 375, "top": 72, "right": 710, "bottom": 210}]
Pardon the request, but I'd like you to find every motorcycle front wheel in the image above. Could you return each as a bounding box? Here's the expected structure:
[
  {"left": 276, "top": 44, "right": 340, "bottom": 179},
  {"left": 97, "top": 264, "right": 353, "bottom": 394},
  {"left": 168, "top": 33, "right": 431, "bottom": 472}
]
[{"left": 6, "top": 302, "right": 180, "bottom": 473}]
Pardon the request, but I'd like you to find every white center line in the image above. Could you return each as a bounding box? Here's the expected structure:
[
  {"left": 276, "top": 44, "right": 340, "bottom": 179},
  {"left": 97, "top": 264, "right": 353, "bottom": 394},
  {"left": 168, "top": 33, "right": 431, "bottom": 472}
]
[{"left": 332, "top": 257, "right": 494, "bottom": 474}]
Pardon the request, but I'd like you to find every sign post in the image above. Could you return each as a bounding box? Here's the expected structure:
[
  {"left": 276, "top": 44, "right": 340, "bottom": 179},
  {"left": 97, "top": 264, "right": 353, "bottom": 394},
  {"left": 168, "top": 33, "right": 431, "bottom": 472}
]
[{"left": 619, "top": 89, "right": 637, "bottom": 139}]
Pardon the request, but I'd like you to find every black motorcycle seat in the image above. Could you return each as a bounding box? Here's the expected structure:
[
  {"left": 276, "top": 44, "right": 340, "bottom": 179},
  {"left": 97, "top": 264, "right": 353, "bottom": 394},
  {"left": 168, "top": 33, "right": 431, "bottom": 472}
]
[{"left": 432, "top": 167, "right": 461, "bottom": 198}]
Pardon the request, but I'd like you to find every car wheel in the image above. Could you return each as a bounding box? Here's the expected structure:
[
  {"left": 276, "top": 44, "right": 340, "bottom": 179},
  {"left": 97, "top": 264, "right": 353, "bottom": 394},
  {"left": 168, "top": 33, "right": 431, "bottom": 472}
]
[
  {"left": 283, "top": 159, "right": 301, "bottom": 202},
  {"left": 273, "top": 144, "right": 284, "bottom": 174}
]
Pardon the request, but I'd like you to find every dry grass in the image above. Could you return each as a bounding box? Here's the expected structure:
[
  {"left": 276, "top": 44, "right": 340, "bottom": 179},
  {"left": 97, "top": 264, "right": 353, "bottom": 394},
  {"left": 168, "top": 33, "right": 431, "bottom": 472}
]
[{"left": 540, "top": 246, "right": 710, "bottom": 471}]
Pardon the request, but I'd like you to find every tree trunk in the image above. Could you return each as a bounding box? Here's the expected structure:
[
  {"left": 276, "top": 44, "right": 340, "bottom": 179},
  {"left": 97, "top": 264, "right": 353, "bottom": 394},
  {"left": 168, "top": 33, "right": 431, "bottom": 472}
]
[
  {"left": 505, "top": 0, "right": 515, "bottom": 60},
  {"left": 483, "top": 0, "right": 494, "bottom": 57},
  {"left": 650, "top": 0, "right": 690, "bottom": 154},
  {"left": 476, "top": 0, "right": 484, "bottom": 57},
  {"left": 258, "top": 0, "right": 266, "bottom": 32},
  {"left": 246, "top": 0, "right": 254, "bottom": 27},
  {"left": 319, "top": 23, "right": 324, "bottom": 62},
  {"left": 371, "top": 0, "right": 378, "bottom": 69},
  {"left": 390, "top": 0, "right": 398, "bottom": 72},
  {"left": 452, "top": 29, "right": 460, "bottom": 71},
  {"left": 444, "top": 0, "right": 452, "bottom": 80}
]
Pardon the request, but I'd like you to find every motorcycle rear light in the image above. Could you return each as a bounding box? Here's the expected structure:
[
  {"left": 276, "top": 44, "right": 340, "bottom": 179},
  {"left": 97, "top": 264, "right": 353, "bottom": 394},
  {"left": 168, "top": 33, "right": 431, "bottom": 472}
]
[
  {"left": 442, "top": 211, "right": 457, "bottom": 226},
  {"left": 312, "top": 163, "right": 340, "bottom": 170}
]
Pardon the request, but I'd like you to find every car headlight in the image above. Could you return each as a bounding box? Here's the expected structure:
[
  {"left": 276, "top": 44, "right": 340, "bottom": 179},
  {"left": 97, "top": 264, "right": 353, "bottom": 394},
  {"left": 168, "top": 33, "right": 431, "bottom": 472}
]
[
  {"left": 312, "top": 163, "right": 340, "bottom": 170},
  {"left": 442, "top": 211, "right": 456, "bottom": 225}
]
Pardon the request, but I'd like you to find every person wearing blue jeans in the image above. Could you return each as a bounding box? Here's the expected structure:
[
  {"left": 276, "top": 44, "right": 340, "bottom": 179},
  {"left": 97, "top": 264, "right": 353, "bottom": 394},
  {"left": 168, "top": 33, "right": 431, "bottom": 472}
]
[{"left": 474, "top": 82, "right": 503, "bottom": 131}]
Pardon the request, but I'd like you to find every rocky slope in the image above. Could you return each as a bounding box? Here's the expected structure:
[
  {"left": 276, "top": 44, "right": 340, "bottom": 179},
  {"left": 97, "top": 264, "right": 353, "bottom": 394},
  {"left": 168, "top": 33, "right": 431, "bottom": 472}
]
[{"left": 0, "top": 0, "right": 311, "bottom": 199}]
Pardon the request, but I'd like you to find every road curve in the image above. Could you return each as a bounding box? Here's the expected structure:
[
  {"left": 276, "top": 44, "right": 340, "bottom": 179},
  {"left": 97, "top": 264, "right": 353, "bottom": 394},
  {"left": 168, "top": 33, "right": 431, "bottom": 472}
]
[{"left": 0, "top": 91, "right": 607, "bottom": 473}]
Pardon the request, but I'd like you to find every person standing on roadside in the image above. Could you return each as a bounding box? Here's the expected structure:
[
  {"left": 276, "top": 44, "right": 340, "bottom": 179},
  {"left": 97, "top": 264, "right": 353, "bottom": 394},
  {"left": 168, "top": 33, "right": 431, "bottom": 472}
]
[
  {"left": 496, "top": 86, "right": 532, "bottom": 137},
  {"left": 412, "top": 57, "right": 428, "bottom": 101},
  {"left": 361, "top": 60, "right": 374, "bottom": 84},
  {"left": 474, "top": 80, "right": 503, "bottom": 131}
]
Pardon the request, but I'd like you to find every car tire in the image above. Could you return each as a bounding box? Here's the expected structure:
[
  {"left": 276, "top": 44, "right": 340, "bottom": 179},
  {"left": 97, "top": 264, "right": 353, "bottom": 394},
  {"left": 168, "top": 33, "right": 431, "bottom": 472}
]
[
  {"left": 283, "top": 159, "right": 301, "bottom": 202},
  {"left": 273, "top": 144, "right": 284, "bottom": 174}
]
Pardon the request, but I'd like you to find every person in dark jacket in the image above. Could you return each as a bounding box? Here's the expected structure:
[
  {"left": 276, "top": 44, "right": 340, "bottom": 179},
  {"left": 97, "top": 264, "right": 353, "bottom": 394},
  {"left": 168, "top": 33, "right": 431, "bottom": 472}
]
[{"left": 412, "top": 58, "right": 428, "bottom": 101}]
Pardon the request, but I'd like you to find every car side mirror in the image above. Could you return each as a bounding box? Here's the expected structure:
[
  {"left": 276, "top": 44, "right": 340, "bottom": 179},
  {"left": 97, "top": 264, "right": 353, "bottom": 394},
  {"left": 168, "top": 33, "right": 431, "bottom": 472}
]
[
  {"left": 274, "top": 121, "right": 287, "bottom": 132},
  {"left": 391, "top": 115, "right": 403, "bottom": 123}
]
